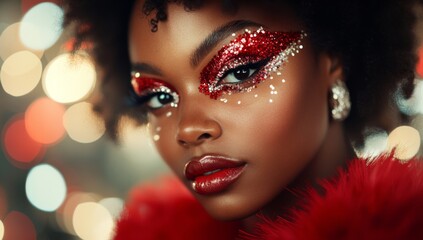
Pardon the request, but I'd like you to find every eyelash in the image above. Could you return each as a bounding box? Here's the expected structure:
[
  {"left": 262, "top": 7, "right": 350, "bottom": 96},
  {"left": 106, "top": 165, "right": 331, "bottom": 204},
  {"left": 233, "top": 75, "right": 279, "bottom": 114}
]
[
  {"left": 129, "top": 76, "right": 179, "bottom": 111},
  {"left": 199, "top": 28, "right": 306, "bottom": 99},
  {"left": 136, "top": 90, "right": 179, "bottom": 111},
  {"left": 128, "top": 58, "right": 268, "bottom": 109},
  {"left": 217, "top": 58, "right": 269, "bottom": 87},
  {"left": 199, "top": 55, "right": 276, "bottom": 99}
]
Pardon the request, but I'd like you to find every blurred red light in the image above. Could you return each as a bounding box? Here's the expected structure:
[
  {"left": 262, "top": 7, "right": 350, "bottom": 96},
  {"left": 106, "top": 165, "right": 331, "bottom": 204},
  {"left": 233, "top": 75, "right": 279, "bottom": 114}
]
[
  {"left": 3, "top": 211, "right": 36, "bottom": 240},
  {"left": 417, "top": 47, "right": 423, "bottom": 77},
  {"left": 25, "top": 97, "right": 66, "bottom": 145},
  {"left": 2, "top": 116, "right": 44, "bottom": 167}
]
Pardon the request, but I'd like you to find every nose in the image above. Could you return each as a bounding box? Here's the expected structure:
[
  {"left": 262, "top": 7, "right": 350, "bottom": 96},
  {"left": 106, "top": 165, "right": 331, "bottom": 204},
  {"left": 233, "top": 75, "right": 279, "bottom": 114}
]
[{"left": 176, "top": 114, "right": 222, "bottom": 147}]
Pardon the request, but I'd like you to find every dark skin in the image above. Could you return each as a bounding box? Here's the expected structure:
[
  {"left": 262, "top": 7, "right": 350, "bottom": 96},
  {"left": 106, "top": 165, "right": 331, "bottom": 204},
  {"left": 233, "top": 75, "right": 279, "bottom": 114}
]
[{"left": 129, "top": 0, "right": 355, "bottom": 221}]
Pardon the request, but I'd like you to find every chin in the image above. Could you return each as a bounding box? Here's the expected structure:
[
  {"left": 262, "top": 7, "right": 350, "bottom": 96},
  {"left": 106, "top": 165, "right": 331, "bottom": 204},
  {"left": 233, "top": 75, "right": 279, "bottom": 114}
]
[
  {"left": 207, "top": 208, "right": 256, "bottom": 221},
  {"left": 197, "top": 196, "right": 261, "bottom": 221}
]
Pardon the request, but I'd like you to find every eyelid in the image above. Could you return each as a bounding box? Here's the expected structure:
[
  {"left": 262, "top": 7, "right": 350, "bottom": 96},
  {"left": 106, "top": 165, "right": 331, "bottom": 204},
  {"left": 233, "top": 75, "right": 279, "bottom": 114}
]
[
  {"left": 199, "top": 27, "right": 306, "bottom": 99},
  {"left": 218, "top": 58, "right": 269, "bottom": 82},
  {"left": 130, "top": 73, "right": 180, "bottom": 108},
  {"left": 131, "top": 72, "right": 180, "bottom": 93},
  {"left": 131, "top": 74, "right": 173, "bottom": 95}
]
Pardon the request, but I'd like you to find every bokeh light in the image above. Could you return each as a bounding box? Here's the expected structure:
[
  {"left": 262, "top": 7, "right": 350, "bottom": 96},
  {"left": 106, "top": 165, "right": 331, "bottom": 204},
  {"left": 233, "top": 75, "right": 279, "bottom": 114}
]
[
  {"left": 0, "top": 50, "right": 42, "bottom": 96},
  {"left": 25, "top": 164, "right": 67, "bottom": 212},
  {"left": 25, "top": 97, "right": 66, "bottom": 144},
  {"left": 0, "top": 220, "right": 4, "bottom": 240},
  {"left": 417, "top": 47, "right": 423, "bottom": 77},
  {"left": 58, "top": 192, "right": 100, "bottom": 235},
  {"left": 387, "top": 126, "right": 421, "bottom": 161},
  {"left": 2, "top": 211, "right": 36, "bottom": 240},
  {"left": 63, "top": 102, "right": 105, "bottom": 143},
  {"left": 73, "top": 202, "right": 114, "bottom": 240},
  {"left": 397, "top": 80, "right": 423, "bottom": 115},
  {"left": 2, "top": 116, "right": 44, "bottom": 167},
  {"left": 42, "top": 53, "right": 96, "bottom": 103},
  {"left": 357, "top": 130, "right": 388, "bottom": 159},
  {"left": 99, "top": 197, "right": 124, "bottom": 219},
  {"left": 21, "top": 0, "right": 61, "bottom": 13},
  {"left": 411, "top": 115, "right": 423, "bottom": 144},
  {"left": 19, "top": 2, "right": 64, "bottom": 50},
  {"left": 0, "top": 22, "right": 43, "bottom": 61},
  {"left": 0, "top": 186, "right": 7, "bottom": 218},
  {"left": 119, "top": 117, "right": 162, "bottom": 164}
]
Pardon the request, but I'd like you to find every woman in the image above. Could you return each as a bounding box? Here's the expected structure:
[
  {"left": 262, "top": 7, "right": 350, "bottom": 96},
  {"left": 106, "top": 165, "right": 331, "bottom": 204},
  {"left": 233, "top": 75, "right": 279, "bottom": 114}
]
[{"left": 64, "top": 0, "right": 423, "bottom": 239}]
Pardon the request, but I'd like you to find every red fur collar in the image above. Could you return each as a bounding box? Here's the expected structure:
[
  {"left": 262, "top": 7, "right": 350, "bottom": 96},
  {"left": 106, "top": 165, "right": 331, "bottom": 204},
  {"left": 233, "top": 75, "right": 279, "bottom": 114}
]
[{"left": 114, "top": 155, "right": 423, "bottom": 240}]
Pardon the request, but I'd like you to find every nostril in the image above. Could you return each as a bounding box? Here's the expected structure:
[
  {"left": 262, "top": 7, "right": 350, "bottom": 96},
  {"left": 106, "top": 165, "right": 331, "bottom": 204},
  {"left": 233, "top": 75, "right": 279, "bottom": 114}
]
[
  {"left": 177, "top": 133, "right": 213, "bottom": 147},
  {"left": 198, "top": 133, "right": 212, "bottom": 140},
  {"left": 178, "top": 139, "right": 187, "bottom": 146}
]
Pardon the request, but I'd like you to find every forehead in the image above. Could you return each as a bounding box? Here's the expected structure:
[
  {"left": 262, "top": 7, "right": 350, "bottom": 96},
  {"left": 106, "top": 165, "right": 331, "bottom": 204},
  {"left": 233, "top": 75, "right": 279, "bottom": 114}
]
[{"left": 128, "top": 1, "right": 301, "bottom": 69}]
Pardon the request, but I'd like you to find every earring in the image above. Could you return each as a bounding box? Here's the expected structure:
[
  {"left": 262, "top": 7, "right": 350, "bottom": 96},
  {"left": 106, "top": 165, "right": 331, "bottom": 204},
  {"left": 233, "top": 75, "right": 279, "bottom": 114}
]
[{"left": 330, "top": 80, "right": 351, "bottom": 121}]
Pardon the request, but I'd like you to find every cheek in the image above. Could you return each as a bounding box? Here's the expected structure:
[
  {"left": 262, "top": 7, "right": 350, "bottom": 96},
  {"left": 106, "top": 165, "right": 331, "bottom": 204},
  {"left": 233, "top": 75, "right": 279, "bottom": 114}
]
[
  {"left": 146, "top": 111, "right": 188, "bottom": 177},
  {"left": 233, "top": 83, "right": 327, "bottom": 159},
  {"left": 223, "top": 53, "right": 329, "bottom": 182}
]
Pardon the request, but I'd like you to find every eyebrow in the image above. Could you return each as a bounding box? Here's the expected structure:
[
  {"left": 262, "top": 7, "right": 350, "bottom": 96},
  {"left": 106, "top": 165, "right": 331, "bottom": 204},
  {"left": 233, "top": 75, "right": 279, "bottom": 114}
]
[
  {"left": 131, "top": 20, "right": 262, "bottom": 75},
  {"left": 131, "top": 62, "right": 163, "bottom": 76},
  {"left": 190, "top": 20, "right": 262, "bottom": 67}
]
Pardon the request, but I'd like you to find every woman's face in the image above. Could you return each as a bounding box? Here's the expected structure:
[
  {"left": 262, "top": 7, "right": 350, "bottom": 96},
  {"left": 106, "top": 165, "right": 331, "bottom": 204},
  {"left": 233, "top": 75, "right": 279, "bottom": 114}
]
[{"left": 129, "top": 1, "right": 341, "bottom": 220}]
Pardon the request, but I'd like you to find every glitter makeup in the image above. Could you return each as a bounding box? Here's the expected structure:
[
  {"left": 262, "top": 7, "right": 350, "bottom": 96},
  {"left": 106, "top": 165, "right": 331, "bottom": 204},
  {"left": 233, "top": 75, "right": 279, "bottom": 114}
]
[
  {"left": 131, "top": 72, "right": 179, "bottom": 109},
  {"left": 199, "top": 27, "right": 306, "bottom": 99}
]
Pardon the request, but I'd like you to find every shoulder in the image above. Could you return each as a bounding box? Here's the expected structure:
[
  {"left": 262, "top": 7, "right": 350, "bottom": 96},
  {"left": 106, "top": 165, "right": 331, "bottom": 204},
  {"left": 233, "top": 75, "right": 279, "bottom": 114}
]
[
  {"left": 113, "top": 176, "right": 240, "bottom": 240},
  {"left": 248, "top": 155, "right": 423, "bottom": 240}
]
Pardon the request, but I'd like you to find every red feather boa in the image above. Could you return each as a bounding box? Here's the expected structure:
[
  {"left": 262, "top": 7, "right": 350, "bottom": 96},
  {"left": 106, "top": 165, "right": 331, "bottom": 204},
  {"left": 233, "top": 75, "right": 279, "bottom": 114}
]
[
  {"left": 113, "top": 176, "right": 240, "bottom": 240},
  {"left": 114, "top": 155, "right": 423, "bottom": 239}
]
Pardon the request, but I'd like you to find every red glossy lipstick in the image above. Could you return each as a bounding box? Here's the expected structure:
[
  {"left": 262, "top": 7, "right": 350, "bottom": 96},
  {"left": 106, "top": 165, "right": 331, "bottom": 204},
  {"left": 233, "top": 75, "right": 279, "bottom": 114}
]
[{"left": 184, "top": 155, "right": 246, "bottom": 195}]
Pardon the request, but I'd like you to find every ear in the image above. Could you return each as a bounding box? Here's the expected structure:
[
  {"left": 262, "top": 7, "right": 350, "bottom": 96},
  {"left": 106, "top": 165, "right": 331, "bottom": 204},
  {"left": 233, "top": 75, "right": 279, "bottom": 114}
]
[{"left": 320, "top": 53, "right": 344, "bottom": 87}]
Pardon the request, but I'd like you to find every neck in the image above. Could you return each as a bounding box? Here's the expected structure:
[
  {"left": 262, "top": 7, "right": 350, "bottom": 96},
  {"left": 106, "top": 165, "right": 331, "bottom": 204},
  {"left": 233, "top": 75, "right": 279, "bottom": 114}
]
[{"left": 242, "top": 121, "right": 355, "bottom": 229}]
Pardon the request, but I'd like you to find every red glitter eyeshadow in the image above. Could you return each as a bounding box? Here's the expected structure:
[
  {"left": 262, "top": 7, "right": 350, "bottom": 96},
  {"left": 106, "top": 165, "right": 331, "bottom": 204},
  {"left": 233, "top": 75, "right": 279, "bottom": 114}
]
[
  {"left": 131, "top": 74, "right": 174, "bottom": 95},
  {"left": 131, "top": 74, "right": 180, "bottom": 108},
  {"left": 199, "top": 27, "right": 305, "bottom": 99}
]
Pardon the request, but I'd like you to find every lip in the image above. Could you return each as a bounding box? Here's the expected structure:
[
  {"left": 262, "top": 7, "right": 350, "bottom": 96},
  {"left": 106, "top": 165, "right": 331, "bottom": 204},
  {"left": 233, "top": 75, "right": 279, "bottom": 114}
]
[{"left": 184, "top": 155, "right": 246, "bottom": 195}]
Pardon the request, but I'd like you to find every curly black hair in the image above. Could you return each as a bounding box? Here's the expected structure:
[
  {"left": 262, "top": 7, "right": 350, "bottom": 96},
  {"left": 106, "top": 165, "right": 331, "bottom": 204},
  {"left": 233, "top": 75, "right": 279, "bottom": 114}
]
[{"left": 62, "top": 0, "right": 422, "bottom": 144}]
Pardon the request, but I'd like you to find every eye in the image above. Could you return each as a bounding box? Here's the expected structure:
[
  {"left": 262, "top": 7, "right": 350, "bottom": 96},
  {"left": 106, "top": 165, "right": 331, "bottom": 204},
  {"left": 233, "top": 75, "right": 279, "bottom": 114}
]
[
  {"left": 218, "top": 59, "right": 268, "bottom": 85},
  {"left": 130, "top": 75, "right": 180, "bottom": 110},
  {"left": 220, "top": 65, "right": 256, "bottom": 84},
  {"left": 146, "top": 92, "right": 176, "bottom": 109}
]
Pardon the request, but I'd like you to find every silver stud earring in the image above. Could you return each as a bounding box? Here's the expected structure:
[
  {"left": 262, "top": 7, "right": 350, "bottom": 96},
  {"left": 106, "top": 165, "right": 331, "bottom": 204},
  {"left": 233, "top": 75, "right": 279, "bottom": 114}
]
[{"left": 330, "top": 80, "right": 351, "bottom": 121}]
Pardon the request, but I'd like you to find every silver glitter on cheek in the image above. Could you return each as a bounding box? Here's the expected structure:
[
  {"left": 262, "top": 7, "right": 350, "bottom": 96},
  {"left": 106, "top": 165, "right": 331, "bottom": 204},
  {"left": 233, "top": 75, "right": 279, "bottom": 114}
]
[
  {"left": 152, "top": 126, "right": 161, "bottom": 141},
  {"left": 166, "top": 111, "right": 172, "bottom": 118},
  {"left": 269, "top": 84, "right": 278, "bottom": 95},
  {"left": 254, "top": 94, "right": 258, "bottom": 98},
  {"left": 153, "top": 134, "right": 160, "bottom": 141},
  {"left": 269, "top": 99, "right": 273, "bottom": 103},
  {"left": 237, "top": 100, "right": 242, "bottom": 105}
]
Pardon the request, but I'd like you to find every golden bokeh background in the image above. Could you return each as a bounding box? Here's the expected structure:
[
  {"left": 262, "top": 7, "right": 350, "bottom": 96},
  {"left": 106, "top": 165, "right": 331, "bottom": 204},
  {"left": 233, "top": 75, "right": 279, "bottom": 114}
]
[{"left": 0, "top": 1, "right": 422, "bottom": 239}]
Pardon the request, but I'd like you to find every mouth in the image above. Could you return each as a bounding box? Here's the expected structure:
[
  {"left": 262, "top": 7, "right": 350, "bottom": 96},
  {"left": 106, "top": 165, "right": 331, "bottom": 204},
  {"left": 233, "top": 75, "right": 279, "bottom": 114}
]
[{"left": 184, "top": 154, "right": 246, "bottom": 195}]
